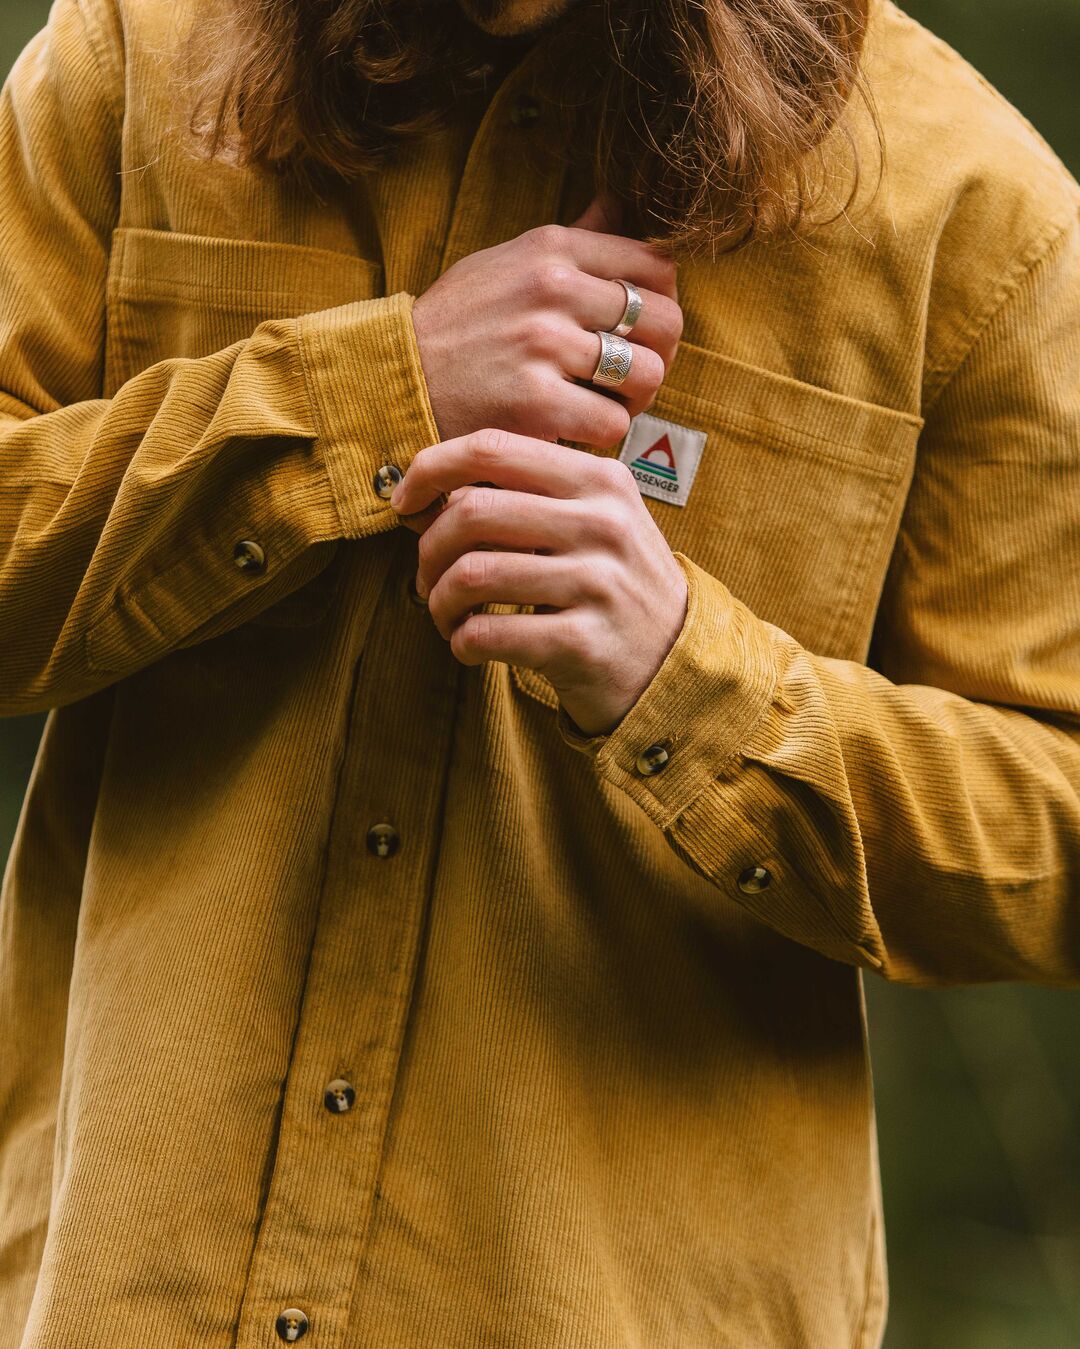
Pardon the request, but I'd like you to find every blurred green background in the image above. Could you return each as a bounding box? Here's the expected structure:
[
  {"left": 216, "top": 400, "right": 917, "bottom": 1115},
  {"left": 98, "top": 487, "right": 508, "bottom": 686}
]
[{"left": 1, "top": 3, "right": 1078, "bottom": 1346}]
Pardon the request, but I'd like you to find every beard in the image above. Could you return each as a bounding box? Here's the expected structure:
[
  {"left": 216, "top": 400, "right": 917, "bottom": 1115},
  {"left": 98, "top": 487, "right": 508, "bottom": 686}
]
[{"left": 455, "top": 0, "right": 578, "bottom": 37}]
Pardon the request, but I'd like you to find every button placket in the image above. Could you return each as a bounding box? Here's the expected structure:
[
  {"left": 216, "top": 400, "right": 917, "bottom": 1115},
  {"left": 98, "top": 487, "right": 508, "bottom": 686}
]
[
  {"left": 365, "top": 822, "right": 401, "bottom": 858},
  {"left": 235, "top": 548, "right": 461, "bottom": 1349},
  {"left": 437, "top": 53, "right": 572, "bottom": 274},
  {"left": 323, "top": 1078, "right": 357, "bottom": 1114}
]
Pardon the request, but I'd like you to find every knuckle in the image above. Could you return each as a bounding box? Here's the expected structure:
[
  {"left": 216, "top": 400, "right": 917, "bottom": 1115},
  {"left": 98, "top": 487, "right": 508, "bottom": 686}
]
[
  {"left": 460, "top": 485, "right": 495, "bottom": 525},
  {"left": 592, "top": 401, "right": 632, "bottom": 449},
  {"left": 559, "top": 612, "right": 593, "bottom": 663},
  {"left": 602, "top": 456, "right": 637, "bottom": 496},
  {"left": 527, "top": 261, "right": 575, "bottom": 304},
  {"left": 458, "top": 550, "right": 490, "bottom": 593},
  {"left": 589, "top": 453, "right": 624, "bottom": 490},
  {"left": 637, "top": 347, "right": 666, "bottom": 391},
  {"left": 588, "top": 505, "right": 619, "bottom": 546},
  {"left": 524, "top": 223, "right": 566, "bottom": 257},
  {"left": 453, "top": 612, "right": 493, "bottom": 663},
  {"left": 659, "top": 298, "right": 684, "bottom": 344},
  {"left": 472, "top": 426, "right": 513, "bottom": 467},
  {"left": 654, "top": 251, "right": 678, "bottom": 285},
  {"left": 527, "top": 315, "right": 565, "bottom": 358}
]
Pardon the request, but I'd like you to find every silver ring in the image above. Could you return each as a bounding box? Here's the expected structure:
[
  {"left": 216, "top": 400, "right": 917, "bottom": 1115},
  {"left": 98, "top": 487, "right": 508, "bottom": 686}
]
[
  {"left": 612, "top": 279, "right": 643, "bottom": 337},
  {"left": 591, "top": 330, "right": 633, "bottom": 388}
]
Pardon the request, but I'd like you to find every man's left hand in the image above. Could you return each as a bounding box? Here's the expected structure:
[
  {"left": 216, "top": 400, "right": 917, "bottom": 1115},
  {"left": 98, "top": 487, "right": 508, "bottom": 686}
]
[{"left": 390, "top": 429, "right": 688, "bottom": 737}]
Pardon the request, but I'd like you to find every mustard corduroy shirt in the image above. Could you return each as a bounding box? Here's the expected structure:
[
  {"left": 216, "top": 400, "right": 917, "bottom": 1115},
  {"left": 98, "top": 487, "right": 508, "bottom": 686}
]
[{"left": 1, "top": 0, "right": 1078, "bottom": 1345}]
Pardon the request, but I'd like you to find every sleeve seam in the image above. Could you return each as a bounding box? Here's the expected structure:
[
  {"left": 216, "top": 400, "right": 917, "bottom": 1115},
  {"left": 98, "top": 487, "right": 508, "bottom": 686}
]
[
  {"left": 923, "top": 209, "right": 1078, "bottom": 416},
  {"left": 73, "top": 0, "right": 125, "bottom": 137}
]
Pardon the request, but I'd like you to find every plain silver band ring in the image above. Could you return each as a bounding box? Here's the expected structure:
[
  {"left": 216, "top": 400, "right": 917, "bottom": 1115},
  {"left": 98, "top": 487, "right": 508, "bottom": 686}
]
[
  {"left": 612, "top": 279, "right": 643, "bottom": 338},
  {"left": 591, "top": 330, "right": 633, "bottom": 388}
]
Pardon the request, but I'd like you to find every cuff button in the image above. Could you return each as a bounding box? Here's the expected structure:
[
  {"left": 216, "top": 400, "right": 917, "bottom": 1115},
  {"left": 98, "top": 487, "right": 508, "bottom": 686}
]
[
  {"left": 634, "top": 743, "right": 671, "bottom": 776},
  {"left": 737, "top": 865, "right": 773, "bottom": 895},
  {"left": 233, "top": 539, "right": 266, "bottom": 574},
  {"left": 275, "top": 1308, "right": 309, "bottom": 1341},
  {"left": 374, "top": 463, "right": 403, "bottom": 499}
]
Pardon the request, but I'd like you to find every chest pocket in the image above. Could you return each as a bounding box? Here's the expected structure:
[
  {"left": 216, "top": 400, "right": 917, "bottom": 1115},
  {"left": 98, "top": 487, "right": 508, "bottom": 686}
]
[
  {"left": 103, "top": 228, "right": 385, "bottom": 630},
  {"left": 513, "top": 341, "right": 922, "bottom": 710}
]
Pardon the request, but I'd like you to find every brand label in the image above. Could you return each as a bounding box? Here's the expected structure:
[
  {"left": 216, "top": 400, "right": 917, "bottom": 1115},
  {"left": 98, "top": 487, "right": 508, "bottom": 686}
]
[{"left": 618, "top": 413, "right": 706, "bottom": 508}]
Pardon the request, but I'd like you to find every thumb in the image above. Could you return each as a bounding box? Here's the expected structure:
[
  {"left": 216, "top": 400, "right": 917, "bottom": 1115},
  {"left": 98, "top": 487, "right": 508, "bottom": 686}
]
[{"left": 570, "top": 192, "right": 623, "bottom": 235}]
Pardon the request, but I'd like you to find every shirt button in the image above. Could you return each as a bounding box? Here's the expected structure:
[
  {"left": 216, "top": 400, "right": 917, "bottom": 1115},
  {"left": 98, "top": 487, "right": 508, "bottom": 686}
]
[
  {"left": 275, "top": 1308, "right": 309, "bottom": 1342},
  {"left": 366, "top": 822, "right": 400, "bottom": 858},
  {"left": 233, "top": 539, "right": 266, "bottom": 574},
  {"left": 634, "top": 743, "right": 671, "bottom": 776},
  {"left": 324, "top": 1078, "right": 356, "bottom": 1114},
  {"left": 510, "top": 93, "right": 542, "bottom": 127},
  {"left": 737, "top": 865, "right": 773, "bottom": 895},
  {"left": 373, "top": 463, "right": 402, "bottom": 499}
]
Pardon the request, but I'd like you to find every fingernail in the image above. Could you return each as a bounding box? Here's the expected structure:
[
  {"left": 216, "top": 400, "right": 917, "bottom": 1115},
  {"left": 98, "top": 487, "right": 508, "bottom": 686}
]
[{"left": 414, "top": 572, "right": 429, "bottom": 600}]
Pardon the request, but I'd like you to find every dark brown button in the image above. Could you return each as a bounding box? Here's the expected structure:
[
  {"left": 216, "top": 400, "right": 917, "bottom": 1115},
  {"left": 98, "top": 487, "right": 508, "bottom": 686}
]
[
  {"left": 233, "top": 539, "right": 266, "bottom": 574},
  {"left": 323, "top": 1078, "right": 356, "bottom": 1114},
  {"left": 275, "top": 1308, "right": 309, "bottom": 1342},
  {"left": 737, "top": 865, "right": 773, "bottom": 895},
  {"left": 373, "top": 464, "right": 402, "bottom": 499},
  {"left": 366, "top": 822, "right": 400, "bottom": 858},
  {"left": 506, "top": 93, "right": 539, "bottom": 126},
  {"left": 510, "top": 94, "right": 542, "bottom": 127},
  {"left": 634, "top": 743, "right": 670, "bottom": 777}
]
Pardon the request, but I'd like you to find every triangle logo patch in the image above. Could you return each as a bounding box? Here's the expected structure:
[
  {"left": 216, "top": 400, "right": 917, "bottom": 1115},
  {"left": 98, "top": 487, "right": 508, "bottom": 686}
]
[{"left": 618, "top": 413, "right": 706, "bottom": 508}]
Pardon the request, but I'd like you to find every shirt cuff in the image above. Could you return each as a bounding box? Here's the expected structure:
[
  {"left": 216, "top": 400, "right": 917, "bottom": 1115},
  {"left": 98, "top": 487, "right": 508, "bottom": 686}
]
[
  {"left": 297, "top": 292, "right": 442, "bottom": 539},
  {"left": 558, "top": 552, "right": 782, "bottom": 830}
]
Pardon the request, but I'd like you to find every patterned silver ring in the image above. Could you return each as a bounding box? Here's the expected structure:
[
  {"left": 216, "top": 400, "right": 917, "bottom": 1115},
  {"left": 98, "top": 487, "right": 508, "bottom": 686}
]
[
  {"left": 612, "top": 279, "right": 643, "bottom": 337},
  {"left": 591, "top": 330, "right": 633, "bottom": 388}
]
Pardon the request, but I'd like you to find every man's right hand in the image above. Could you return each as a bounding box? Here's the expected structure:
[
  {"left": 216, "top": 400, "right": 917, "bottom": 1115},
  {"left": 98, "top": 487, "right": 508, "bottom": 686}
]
[{"left": 411, "top": 220, "right": 683, "bottom": 449}]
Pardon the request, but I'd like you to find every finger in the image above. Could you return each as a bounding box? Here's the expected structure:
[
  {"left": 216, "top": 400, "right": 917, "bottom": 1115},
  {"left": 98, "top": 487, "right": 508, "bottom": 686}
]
[
  {"left": 391, "top": 429, "right": 604, "bottom": 516},
  {"left": 541, "top": 384, "right": 633, "bottom": 449},
  {"left": 448, "top": 608, "right": 577, "bottom": 670},
  {"left": 566, "top": 275, "right": 683, "bottom": 364},
  {"left": 395, "top": 495, "right": 447, "bottom": 536},
  {"left": 559, "top": 330, "right": 666, "bottom": 415},
  {"left": 427, "top": 550, "right": 587, "bottom": 639},
  {"left": 543, "top": 382, "right": 632, "bottom": 449},
  {"left": 417, "top": 487, "right": 591, "bottom": 593},
  {"left": 533, "top": 223, "right": 677, "bottom": 301}
]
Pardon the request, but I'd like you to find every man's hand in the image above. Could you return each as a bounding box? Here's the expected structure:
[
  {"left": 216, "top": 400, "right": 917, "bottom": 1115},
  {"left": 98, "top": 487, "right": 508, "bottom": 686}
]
[
  {"left": 390, "top": 429, "right": 689, "bottom": 737},
  {"left": 411, "top": 218, "right": 683, "bottom": 449}
]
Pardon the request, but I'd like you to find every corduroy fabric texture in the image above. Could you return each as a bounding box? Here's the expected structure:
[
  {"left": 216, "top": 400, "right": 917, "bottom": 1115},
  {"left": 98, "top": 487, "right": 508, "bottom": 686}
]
[{"left": 0, "top": 0, "right": 1078, "bottom": 1345}]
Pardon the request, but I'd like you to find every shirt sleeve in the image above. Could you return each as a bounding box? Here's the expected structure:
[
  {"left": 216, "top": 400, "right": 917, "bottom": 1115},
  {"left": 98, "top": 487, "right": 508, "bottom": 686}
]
[
  {"left": 0, "top": 0, "right": 440, "bottom": 715},
  {"left": 559, "top": 208, "right": 1080, "bottom": 988}
]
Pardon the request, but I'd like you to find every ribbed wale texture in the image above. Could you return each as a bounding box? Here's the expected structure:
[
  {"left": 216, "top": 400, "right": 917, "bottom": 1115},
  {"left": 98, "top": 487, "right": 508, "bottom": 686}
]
[{"left": 0, "top": 0, "right": 1078, "bottom": 1345}]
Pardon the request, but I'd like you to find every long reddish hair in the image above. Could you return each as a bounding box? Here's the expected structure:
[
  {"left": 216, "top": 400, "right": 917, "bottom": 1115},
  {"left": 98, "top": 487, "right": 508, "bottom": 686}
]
[{"left": 189, "top": 0, "right": 875, "bottom": 255}]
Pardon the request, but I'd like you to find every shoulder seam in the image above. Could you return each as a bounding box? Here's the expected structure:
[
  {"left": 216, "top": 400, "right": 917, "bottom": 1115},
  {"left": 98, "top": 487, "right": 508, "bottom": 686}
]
[
  {"left": 883, "top": 1, "right": 1077, "bottom": 189},
  {"left": 72, "top": 0, "right": 124, "bottom": 136},
  {"left": 922, "top": 207, "right": 1079, "bottom": 416}
]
